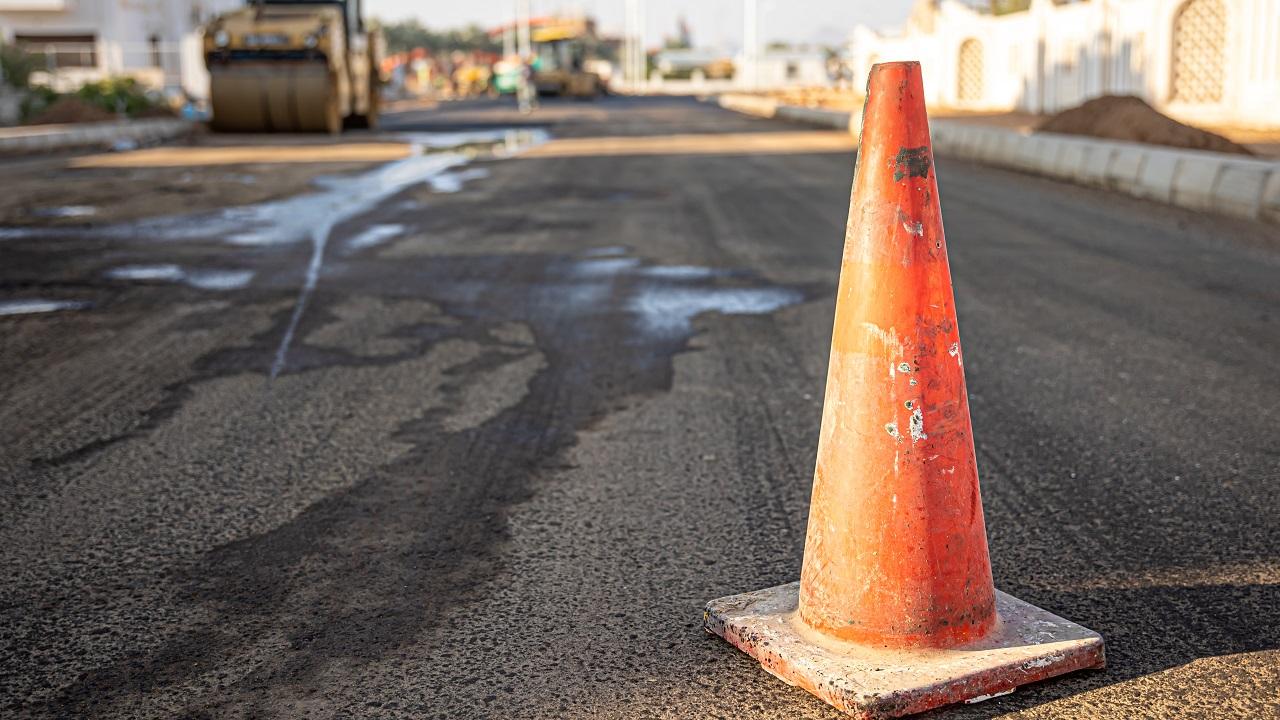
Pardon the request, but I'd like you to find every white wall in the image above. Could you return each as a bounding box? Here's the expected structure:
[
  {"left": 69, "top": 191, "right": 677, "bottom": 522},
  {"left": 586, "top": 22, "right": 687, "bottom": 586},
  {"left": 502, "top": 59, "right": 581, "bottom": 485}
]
[
  {"left": 732, "top": 49, "right": 831, "bottom": 90},
  {"left": 0, "top": 0, "right": 239, "bottom": 99},
  {"left": 851, "top": 0, "right": 1280, "bottom": 129}
]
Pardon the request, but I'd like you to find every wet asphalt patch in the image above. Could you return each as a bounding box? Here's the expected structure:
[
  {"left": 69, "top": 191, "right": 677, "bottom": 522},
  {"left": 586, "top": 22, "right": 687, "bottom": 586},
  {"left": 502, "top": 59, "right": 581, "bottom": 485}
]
[
  {"left": 4, "top": 120, "right": 826, "bottom": 716},
  {"left": 34, "top": 242, "right": 818, "bottom": 715}
]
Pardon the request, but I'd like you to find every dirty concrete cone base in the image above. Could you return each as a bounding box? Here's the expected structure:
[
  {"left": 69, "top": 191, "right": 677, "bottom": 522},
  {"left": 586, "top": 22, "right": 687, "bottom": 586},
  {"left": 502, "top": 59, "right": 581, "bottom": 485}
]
[
  {"left": 702, "top": 61, "right": 1103, "bottom": 718},
  {"left": 705, "top": 583, "right": 1103, "bottom": 718}
]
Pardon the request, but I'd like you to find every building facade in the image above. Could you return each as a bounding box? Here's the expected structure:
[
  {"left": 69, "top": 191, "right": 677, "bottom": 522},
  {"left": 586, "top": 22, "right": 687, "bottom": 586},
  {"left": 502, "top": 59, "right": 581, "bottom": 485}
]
[
  {"left": 850, "top": 0, "right": 1280, "bottom": 129},
  {"left": 0, "top": 0, "right": 239, "bottom": 99}
]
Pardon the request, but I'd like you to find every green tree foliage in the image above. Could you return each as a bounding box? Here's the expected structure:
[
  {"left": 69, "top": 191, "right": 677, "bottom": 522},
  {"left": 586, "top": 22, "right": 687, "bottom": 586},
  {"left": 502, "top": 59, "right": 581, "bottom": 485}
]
[
  {"left": 0, "top": 42, "right": 40, "bottom": 89},
  {"left": 75, "top": 77, "right": 158, "bottom": 116},
  {"left": 380, "top": 20, "right": 501, "bottom": 55}
]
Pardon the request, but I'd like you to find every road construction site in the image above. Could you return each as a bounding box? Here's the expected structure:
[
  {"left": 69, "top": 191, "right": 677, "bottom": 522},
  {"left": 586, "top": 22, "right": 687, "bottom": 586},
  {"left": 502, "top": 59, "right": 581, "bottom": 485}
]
[{"left": 1, "top": 95, "right": 1278, "bottom": 719}]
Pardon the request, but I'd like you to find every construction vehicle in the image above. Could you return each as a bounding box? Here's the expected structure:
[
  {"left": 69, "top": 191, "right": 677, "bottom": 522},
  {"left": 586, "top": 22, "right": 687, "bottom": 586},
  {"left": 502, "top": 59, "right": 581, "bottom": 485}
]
[
  {"left": 530, "top": 18, "right": 603, "bottom": 98},
  {"left": 202, "top": 0, "right": 381, "bottom": 133}
]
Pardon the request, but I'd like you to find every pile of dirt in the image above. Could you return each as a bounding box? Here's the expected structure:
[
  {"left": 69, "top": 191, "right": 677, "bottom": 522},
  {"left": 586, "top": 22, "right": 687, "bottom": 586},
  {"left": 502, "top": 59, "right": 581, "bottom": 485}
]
[
  {"left": 133, "top": 104, "right": 178, "bottom": 120},
  {"left": 28, "top": 96, "right": 118, "bottom": 125},
  {"left": 1037, "top": 95, "right": 1253, "bottom": 156}
]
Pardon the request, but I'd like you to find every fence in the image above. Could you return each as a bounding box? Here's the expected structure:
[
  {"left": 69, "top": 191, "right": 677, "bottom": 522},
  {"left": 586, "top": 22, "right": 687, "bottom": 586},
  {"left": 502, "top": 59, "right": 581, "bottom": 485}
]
[{"left": 18, "top": 36, "right": 211, "bottom": 100}]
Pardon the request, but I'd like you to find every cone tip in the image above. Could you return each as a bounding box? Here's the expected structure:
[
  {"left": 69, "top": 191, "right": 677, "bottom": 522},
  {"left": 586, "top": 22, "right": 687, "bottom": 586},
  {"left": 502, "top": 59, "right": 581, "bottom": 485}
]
[
  {"left": 870, "top": 60, "right": 921, "bottom": 71},
  {"left": 867, "top": 60, "right": 923, "bottom": 88}
]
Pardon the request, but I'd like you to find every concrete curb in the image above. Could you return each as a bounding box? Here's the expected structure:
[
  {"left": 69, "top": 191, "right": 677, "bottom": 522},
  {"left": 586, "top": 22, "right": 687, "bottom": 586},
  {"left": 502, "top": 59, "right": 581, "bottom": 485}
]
[
  {"left": 716, "top": 94, "right": 778, "bottom": 119},
  {"left": 0, "top": 118, "right": 194, "bottom": 156},
  {"left": 715, "top": 93, "right": 1280, "bottom": 226}
]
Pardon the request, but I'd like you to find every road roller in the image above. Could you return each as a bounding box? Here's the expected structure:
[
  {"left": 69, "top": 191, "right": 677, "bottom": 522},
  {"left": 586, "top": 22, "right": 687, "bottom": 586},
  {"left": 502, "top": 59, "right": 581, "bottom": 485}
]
[
  {"left": 203, "top": 0, "right": 381, "bottom": 133},
  {"left": 530, "top": 18, "right": 603, "bottom": 99}
]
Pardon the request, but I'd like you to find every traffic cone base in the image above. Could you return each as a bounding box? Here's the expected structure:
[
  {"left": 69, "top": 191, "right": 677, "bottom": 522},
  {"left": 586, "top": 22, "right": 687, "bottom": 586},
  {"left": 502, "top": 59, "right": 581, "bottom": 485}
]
[
  {"left": 705, "top": 582, "right": 1104, "bottom": 719},
  {"left": 702, "top": 60, "right": 1105, "bottom": 718}
]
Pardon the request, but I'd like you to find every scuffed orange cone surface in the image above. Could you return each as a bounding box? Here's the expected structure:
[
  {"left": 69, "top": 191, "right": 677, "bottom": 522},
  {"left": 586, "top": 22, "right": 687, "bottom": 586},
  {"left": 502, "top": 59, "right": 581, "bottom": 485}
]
[
  {"left": 703, "top": 61, "right": 1104, "bottom": 719},
  {"left": 797, "top": 61, "right": 995, "bottom": 649}
]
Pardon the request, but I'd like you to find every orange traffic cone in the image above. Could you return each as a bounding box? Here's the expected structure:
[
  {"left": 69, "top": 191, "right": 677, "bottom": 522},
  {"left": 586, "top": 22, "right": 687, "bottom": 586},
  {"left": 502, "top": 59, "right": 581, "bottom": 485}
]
[{"left": 704, "top": 61, "right": 1104, "bottom": 718}]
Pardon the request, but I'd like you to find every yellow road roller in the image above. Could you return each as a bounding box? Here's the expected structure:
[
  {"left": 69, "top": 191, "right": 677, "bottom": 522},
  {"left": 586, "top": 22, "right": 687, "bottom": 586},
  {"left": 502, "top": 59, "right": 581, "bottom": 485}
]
[
  {"left": 203, "top": 0, "right": 381, "bottom": 133},
  {"left": 531, "top": 18, "right": 603, "bottom": 99}
]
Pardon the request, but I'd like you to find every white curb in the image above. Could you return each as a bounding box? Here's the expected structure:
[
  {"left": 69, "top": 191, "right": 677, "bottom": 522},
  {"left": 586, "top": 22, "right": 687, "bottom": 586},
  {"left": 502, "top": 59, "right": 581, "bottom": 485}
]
[
  {"left": 713, "top": 93, "right": 1280, "bottom": 226},
  {"left": 0, "top": 118, "right": 196, "bottom": 155}
]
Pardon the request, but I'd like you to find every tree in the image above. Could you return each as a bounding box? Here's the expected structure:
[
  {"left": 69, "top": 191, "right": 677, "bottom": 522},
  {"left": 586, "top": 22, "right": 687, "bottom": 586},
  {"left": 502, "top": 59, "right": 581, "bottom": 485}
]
[
  {"left": 0, "top": 42, "right": 40, "bottom": 89},
  {"left": 379, "top": 19, "right": 501, "bottom": 55}
]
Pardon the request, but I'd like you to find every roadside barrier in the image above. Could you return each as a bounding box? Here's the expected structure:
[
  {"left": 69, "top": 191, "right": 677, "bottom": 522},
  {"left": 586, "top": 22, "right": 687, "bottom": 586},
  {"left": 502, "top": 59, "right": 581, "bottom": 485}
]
[
  {"left": 703, "top": 61, "right": 1105, "bottom": 719},
  {"left": 929, "top": 122, "right": 1280, "bottom": 224},
  {"left": 0, "top": 118, "right": 193, "bottom": 156},
  {"left": 715, "top": 94, "right": 1280, "bottom": 226}
]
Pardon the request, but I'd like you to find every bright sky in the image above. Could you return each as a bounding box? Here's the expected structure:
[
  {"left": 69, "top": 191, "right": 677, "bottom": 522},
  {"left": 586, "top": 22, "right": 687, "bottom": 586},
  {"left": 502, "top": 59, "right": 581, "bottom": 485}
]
[{"left": 364, "top": 1, "right": 915, "bottom": 49}]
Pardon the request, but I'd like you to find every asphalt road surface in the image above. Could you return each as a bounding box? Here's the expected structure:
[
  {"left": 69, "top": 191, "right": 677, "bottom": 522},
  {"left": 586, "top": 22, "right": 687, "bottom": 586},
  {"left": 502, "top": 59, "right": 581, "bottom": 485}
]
[{"left": 2, "top": 97, "right": 1278, "bottom": 719}]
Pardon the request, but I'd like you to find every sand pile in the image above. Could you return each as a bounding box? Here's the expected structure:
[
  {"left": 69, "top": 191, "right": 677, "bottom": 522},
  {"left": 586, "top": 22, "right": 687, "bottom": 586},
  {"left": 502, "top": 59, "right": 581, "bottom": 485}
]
[
  {"left": 1038, "top": 95, "right": 1252, "bottom": 156},
  {"left": 28, "top": 96, "right": 118, "bottom": 125}
]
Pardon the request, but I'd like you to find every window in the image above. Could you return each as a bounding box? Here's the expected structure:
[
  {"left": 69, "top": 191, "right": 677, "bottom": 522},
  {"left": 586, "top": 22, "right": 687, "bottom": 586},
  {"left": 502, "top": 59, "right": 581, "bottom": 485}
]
[
  {"left": 957, "top": 39, "right": 984, "bottom": 102},
  {"left": 13, "top": 33, "right": 97, "bottom": 69},
  {"left": 1170, "top": 0, "right": 1226, "bottom": 103}
]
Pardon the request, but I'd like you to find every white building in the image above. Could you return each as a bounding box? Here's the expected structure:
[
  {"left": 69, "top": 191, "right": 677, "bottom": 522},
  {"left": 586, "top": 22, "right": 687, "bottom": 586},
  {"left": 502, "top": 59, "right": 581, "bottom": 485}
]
[
  {"left": 736, "top": 48, "right": 831, "bottom": 89},
  {"left": 0, "top": 0, "right": 239, "bottom": 100},
  {"left": 850, "top": 0, "right": 1280, "bottom": 129}
]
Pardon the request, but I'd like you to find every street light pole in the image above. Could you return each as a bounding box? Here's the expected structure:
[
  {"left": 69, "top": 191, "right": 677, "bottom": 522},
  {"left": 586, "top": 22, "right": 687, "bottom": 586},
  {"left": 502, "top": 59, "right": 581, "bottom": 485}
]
[
  {"left": 517, "top": 0, "right": 532, "bottom": 60},
  {"left": 623, "top": 0, "right": 633, "bottom": 88},
  {"left": 624, "top": 0, "right": 643, "bottom": 90},
  {"left": 743, "top": 0, "right": 758, "bottom": 90},
  {"left": 635, "top": 0, "right": 645, "bottom": 90}
]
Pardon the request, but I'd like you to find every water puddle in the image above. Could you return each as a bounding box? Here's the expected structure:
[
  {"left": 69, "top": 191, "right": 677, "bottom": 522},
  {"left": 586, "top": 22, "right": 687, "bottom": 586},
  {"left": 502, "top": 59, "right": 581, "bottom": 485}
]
[
  {"left": 33, "top": 206, "right": 96, "bottom": 219},
  {"left": 628, "top": 284, "right": 800, "bottom": 334},
  {"left": 638, "top": 265, "right": 720, "bottom": 280},
  {"left": 185, "top": 269, "right": 255, "bottom": 291},
  {"left": 401, "top": 129, "right": 547, "bottom": 156},
  {"left": 344, "top": 224, "right": 405, "bottom": 252},
  {"left": 106, "top": 264, "right": 186, "bottom": 281},
  {"left": 581, "top": 246, "right": 629, "bottom": 258},
  {"left": 105, "top": 264, "right": 254, "bottom": 291},
  {"left": 216, "top": 153, "right": 466, "bottom": 247},
  {"left": 571, "top": 257, "right": 641, "bottom": 277},
  {"left": 0, "top": 129, "right": 547, "bottom": 247},
  {"left": 563, "top": 259, "right": 733, "bottom": 315},
  {"left": 235, "top": 129, "right": 544, "bottom": 378},
  {"left": 412, "top": 250, "right": 807, "bottom": 346},
  {"left": 428, "top": 168, "right": 490, "bottom": 194},
  {"left": 0, "top": 299, "right": 90, "bottom": 316},
  {"left": 3, "top": 128, "right": 548, "bottom": 378},
  {"left": 558, "top": 254, "right": 803, "bottom": 336}
]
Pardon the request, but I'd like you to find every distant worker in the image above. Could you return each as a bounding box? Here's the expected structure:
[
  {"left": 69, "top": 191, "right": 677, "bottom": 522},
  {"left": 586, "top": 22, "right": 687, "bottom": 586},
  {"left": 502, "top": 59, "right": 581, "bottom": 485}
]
[{"left": 517, "top": 56, "right": 538, "bottom": 114}]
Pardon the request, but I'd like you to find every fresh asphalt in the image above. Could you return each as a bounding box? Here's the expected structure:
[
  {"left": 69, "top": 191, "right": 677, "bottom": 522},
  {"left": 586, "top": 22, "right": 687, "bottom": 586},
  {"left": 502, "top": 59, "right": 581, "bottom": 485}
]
[{"left": 1, "top": 96, "right": 1277, "bottom": 719}]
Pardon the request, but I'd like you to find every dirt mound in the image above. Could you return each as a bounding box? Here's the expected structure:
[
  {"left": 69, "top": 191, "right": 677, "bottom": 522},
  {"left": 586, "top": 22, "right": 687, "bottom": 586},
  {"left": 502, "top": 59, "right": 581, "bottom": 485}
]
[
  {"left": 1038, "top": 95, "right": 1253, "bottom": 156},
  {"left": 134, "top": 104, "right": 178, "bottom": 120},
  {"left": 28, "top": 96, "right": 119, "bottom": 125}
]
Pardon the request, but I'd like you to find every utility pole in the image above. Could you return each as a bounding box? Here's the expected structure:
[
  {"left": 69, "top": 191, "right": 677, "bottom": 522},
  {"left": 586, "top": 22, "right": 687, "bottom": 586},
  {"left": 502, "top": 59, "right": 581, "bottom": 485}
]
[
  {"left": 515, "top": 0, "right": 534, "bottom": 113},
  {"left": 517, "top": 0, "right": 532, "bottom": 60},
  {"left": 743, "top": 0, "right": 758, "bottom": 90},
  {"left": 635, "top": 0, "right": 645, "bottom": 90},
  {"left": 624, "top": 0, "right": 643, "bottom": 90},
  {"left": 623, "top": 0, "right": 632, "bottom": 88}
]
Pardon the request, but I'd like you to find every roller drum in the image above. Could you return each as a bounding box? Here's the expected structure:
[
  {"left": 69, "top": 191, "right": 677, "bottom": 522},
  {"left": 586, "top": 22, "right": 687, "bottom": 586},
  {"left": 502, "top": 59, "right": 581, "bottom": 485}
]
[{"left": 209, "top": 62, "right": 338, "bottom": 133}]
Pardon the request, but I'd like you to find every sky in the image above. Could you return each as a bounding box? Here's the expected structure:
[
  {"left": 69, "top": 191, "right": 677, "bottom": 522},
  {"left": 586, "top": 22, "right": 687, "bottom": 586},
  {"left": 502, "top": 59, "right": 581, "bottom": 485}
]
[{"left": 364, "top": 1, "right": 916, "bottom": 49}]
